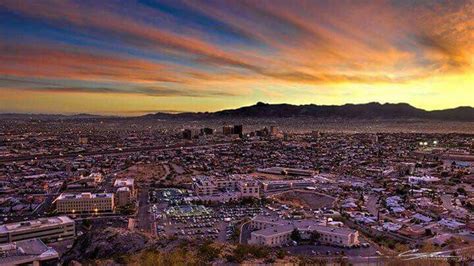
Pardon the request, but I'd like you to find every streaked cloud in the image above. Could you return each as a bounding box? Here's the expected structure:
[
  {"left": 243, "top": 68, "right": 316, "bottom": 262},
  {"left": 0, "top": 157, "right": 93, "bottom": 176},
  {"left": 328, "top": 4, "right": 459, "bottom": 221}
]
[{"left": 0, "top": 0, "right": 472, "bottom": 114}]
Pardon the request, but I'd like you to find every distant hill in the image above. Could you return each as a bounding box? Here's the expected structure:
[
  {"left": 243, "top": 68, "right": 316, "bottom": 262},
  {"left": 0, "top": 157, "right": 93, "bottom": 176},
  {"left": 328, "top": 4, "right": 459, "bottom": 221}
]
[
  {"left": 0, "top": 113, "right": 110, "bottom": 121},
  {"left": 145, "top": 102, "right": 474, "bottom": 121}
]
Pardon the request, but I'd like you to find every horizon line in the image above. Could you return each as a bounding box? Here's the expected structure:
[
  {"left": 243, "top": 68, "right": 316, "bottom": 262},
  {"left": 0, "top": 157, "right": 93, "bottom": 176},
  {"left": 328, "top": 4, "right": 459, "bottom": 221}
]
[{"left": 0, "top": 101, "right": 473, "bottom": 117}]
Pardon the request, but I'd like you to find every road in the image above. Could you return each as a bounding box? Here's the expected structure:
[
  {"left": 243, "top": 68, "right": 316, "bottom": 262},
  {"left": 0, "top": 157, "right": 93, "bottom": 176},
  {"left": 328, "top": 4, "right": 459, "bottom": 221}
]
[
  {"left": 136, "top": 184, "right": 155, "bottom": 236},
  {"left": 366, "top": 194, "right": 379, "bottom": 217},
  {"left": 441, "top": 194, "right": 453, "bottom": 210},
  {"left": 239, "top": 220, "right": 252, "bottom": 244},
  {"left": 266, "top": 189, "right": 336, "bottom": 200},
  {"left": 398, "top": 245, "right": 474, "bottom": 262},
  {"left": 441, "top": 194, "right": 469, "bottom": 218},
  {"left": 0, "top": 141, "right": 245, "bottom": 163},
  {"left": 284, "top": 245, "right": 474, "bottom": 265}
]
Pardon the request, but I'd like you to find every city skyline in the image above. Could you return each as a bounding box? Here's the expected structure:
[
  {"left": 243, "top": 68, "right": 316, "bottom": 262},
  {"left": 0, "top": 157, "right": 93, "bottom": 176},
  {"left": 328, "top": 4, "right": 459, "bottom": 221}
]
[{"left": 1, "top": 0, "right": 473, "bottom": 115}]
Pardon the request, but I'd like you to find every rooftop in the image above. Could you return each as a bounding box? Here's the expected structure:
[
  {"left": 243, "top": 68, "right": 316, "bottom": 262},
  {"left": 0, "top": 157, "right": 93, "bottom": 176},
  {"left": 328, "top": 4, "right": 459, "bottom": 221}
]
[
  {"left": 0, "top": 216, "right": 73, "bottom": 234},
  {"left": 251, "top": 216, "right": 357, "bottom": 237},
  {"left": 57, "top": 192, "right": 113, "bottom": 200},
  {"left": 0, "top": 239, "right": 59, "bottom": 265},
  {"left": 117, "top": 186, "right": 130, "bottom": 192},
  {"left": 113, "top": 178, "right": 134, "bottom": 187}
]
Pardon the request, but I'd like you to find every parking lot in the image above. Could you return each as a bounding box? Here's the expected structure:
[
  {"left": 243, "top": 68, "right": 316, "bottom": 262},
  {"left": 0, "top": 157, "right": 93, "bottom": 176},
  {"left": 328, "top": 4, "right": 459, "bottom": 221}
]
[{"left": 153, "top": 201, "right": 265, "bottom": 242}]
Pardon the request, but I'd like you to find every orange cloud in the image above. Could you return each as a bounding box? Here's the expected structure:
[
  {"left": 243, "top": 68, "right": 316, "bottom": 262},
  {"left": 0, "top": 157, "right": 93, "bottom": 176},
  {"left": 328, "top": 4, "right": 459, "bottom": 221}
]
[{"left": 0, "top": 0, "right": 472, "bottom": 114}]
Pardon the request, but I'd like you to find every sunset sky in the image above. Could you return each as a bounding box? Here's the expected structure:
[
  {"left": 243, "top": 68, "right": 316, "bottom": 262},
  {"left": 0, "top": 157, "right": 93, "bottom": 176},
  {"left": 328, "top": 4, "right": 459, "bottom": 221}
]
[{"left": 0, "top": 0, "right": 473, "bottom": 115}]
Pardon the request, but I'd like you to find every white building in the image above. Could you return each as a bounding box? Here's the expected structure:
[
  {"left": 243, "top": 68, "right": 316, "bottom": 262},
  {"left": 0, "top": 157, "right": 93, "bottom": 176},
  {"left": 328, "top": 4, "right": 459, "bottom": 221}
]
[
  {"left": 0, "top": 216, "right": 75, "bottom": 244},
  {"left": 114, "top": 178, "right": 135, "bottom": 196},
  {"left": 382, "top": 222, "right": 402, "bottom": 232},
  {"left": 248, "top": 216, "right": 359, "bottom": 247},
  {"left": 192, "top": 176, "right": 218, "bottom": 196},
  {"left": 56, "top": 193, "right": 114, "bottom": 214},
  {"left": 0, "top": 239, "right": 59, "bottom": 265},
  {"left": 192, "top": 176, "right": 260, "bottom": 201},
  {"left": 86, "top": 173, "right": 103, "bottom": 183},
  {"left": 408, "top": 176, "right": 440, "bottom": 184},
  {"left": 237, "top": 180, "right": 260, "bottom": 198},
  {"left": 438, "top": 219, "right": 465, "bottom": 231}
]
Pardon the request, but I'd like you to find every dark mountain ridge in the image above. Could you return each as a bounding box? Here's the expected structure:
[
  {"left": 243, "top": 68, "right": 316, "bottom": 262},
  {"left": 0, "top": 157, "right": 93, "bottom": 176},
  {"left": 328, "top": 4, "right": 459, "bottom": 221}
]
[
  {"left": 146, "top": 102, "right": 474, "bottom": 121},
  {"left": 2, "top": 102, "right": 473, "bottom": 121}
]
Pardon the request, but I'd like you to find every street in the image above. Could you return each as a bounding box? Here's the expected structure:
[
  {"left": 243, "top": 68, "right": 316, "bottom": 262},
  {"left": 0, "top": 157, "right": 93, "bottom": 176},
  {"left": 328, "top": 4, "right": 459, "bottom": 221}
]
[{"left": 136, "top": 185, "right": 155, "bottom": 236}]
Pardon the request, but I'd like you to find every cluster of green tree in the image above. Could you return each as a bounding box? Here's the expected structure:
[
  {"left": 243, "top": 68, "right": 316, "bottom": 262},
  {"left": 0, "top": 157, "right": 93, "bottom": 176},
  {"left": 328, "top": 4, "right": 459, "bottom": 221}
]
[
  {"left": 230, "top": 225, "right": 240, "bottom": 242},
  {"left": 226, "top": 244, "right": 271, "bottom": 263},
  {"left": 373, "top": 235, "right": 406, "bottom": 250},
  {"left": 197, "top": 241, "right": 221, "bottom": 262},
  {"left": 298, "top": 255, "right": 329, "bottom": 266},
  {"left": 126, "top": 241, "right": 221, "bottom": 266},
  {"left": 134, "top": 248, "right": 198, "bottom": 266}
]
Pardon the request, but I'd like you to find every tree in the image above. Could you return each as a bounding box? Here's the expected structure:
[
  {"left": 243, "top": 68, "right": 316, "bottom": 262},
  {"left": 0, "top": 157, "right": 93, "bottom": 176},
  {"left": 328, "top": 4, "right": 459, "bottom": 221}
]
[
  {"left": 198, "top": 241, "right": 220, "bottom": 262},
  {"left": 394, "top": 243, "right": 409, "bottom": 253},
  {"left": 310, "top": 231, "right": 321, "bottom": 243},
  {"left": 420, "top": 242, "right": 437, "bottom": 253},
  {"left": 276, "top": 249, "right": 286, "bottom": 259},
  {"left": 82, "top": 219, "right": 92, "bottom": 229},
  {"left": 447, "top": 251, "right": 457, "bottom": 266},
  {"left": 457, "top": 187, "right": 467, "bottom": 195},
  {"left": 425, "top": 228, "right": 433, "bottom": 236},
  {"left": 230, "top": 225, "right": 240, "bottom": 242},
  {"left": 290, "top": 228, "right": 301, "bottom": 243}
]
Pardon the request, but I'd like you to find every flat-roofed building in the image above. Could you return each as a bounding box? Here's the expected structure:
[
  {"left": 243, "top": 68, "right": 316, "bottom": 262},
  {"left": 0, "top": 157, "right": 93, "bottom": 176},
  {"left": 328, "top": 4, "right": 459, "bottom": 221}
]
[
  {"left": 192, "top": 176, "right": 218, "bottom": 196},
  {"left": 248, "top": 215, "right": 359, "bottom": 247},
  {"left": 408, "top": 175, "right": 440, "bottom": 184},
  {"left": 257, "top": 167, "right": 314, "bottom": 176},
  {"left": 56, "top": 193, "right": 114, "bottom": 214},
  {"left": 237, "top": 180, "right": 260, "bottom": 198},
  {"left": 260, "top": 180, "right": 292, "bottom": 192},
  {"left": 114, "top": 178, "right": 135, "bottom": 196},
  {"left": 249, "top": 224, "right": 294, "bottom": 247},
  {"left": 215, "top": 177, "right": 237, "bottom": 191},
  {"left": 260, "top": 179, "right": 315, "bottom": 192},
  {"left": 192, "top": 175, "right": 261, "bottom": 201},
  {"left": 250, "top": 216, "right": 285, "bottom": 230},
  {"left": 0, "top": 216, "right": 75, "bottom": 244},
  {"left": 0, "top": 238, "right": 59, "bottom": 265},
  {"left": 116, "top": 187, "right": 131, "bottom": 207}
]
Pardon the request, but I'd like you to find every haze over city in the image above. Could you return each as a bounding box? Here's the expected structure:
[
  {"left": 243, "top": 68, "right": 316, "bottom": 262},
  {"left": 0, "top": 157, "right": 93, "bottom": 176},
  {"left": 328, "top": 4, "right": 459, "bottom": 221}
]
[{"left": 1, "top": 0, "right": 473, "bottom": 115}]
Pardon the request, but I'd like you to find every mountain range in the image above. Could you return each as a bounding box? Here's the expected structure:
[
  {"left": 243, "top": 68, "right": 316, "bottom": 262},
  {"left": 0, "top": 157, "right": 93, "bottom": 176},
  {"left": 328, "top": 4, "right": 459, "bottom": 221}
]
[
  {"left": 2, "top": 102, "right": 474, "bottom": 121},
  {"left": 145, "top": 102, "right": 474, "bottom": 121}
]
